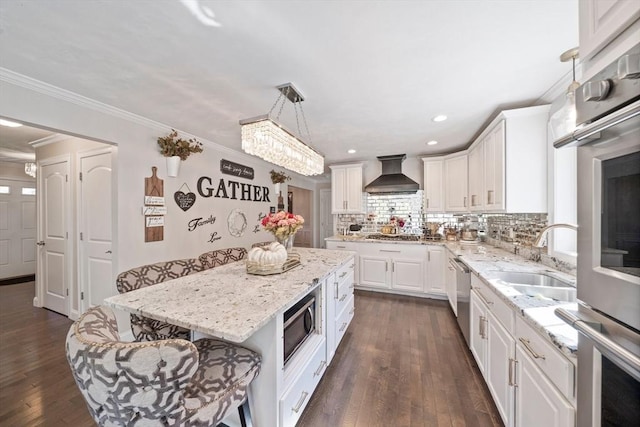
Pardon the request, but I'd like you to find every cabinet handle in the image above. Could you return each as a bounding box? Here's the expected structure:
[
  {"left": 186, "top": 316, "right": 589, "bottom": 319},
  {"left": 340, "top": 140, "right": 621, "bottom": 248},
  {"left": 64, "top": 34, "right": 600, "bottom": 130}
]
[
  {"left": 380, "top": 250, "right": 401, "bottom": 253},
  {"left": 471, "top": 195, "right": 477, "bottom": 206},
  {"left": 336, "top": 245, "right": 346, "bottom": 249},
  {"left": 339, "top": 322, "right": 348, "bottom": 332},
  {"left": 334, "top": 282, "right": 339, "bottom": 299},
  {"left": 292, "top": 391, "right": 309, "bottom": 413},
  {"left": 519, "top": 338, "right": 546, "bottom": 360},
  {"left": 479, "top": 315, "right": 485, "bottom": 338},
  {"left": 339, "top": 271, "right": 348, "bottom": 278},
  {"left": 428, "top": 251, "right": 431, "bottom": 262},
  {"left": 392, "top": 262, "right": 395, "bottom": 273},
  {"left": 426, "top": 198, "right": 430, "bottom": 208},
  {"left": 463, "top": 196, "right": 467, "bottom": 208},
  {"left": 313, "top": 360, "right": 326, "bottom": 377},
  {"left": 487, "top": 190, "right": 493, "bottom": 205},
  {"left": 385, "top": 261, "right": 388, "bottom": 271},
  {"left": 508, "top": 358, "right": 518, "bottom": 387},
  {"left": 339, "top": 294, "right": 347, "bottom": 302},
  {"left": 483, "top": 317, "right": 489, "bottom": 339},
  {"left": 476, "top": 289, "right": 494, "bottom": 306}
]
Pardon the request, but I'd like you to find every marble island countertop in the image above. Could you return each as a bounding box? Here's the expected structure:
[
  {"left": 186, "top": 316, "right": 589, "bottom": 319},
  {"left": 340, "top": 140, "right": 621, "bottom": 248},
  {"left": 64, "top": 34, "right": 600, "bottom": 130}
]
[
  {"left": 446, "top": 242, "right": 578, "bottom": 358},
  {"left": 104, "top": 248, "right": 354, "bottom": 343},
  {"left": 326, "top": 234, "right": 450, "bottom": 245}
]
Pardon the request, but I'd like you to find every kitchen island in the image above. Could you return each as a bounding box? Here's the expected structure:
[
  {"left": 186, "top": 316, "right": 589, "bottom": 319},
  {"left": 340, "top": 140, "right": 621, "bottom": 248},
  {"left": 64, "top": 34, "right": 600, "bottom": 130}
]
[{"left": 104, "top": 248, "right": 356, "bottom": 427}]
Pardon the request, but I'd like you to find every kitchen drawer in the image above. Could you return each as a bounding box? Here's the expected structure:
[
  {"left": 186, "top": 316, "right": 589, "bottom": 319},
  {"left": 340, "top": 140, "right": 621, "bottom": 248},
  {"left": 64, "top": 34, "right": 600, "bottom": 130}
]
[
  {"left": 335, "top": 294, "right": 355, "bottom": 348},
  {"left": 471, "top": 274, "right": 515, "bottom": 334},
  {"left": 335, "top": 259, "right": 355, "bottom": 285},
  {"left": 515, "top": 316, "right": 575, "bottom": 401},
  {"left": 359, "top": 242, "right": 426, "bottom": 259},
  {"left": 326, "top": 241, "right": 359, "bottom": 251},
  {"left": 280, "top": 337, "right": 327, "bottom": 427},
  {"left": 335, "top": 275, "right": 354, "bottom": 316}
]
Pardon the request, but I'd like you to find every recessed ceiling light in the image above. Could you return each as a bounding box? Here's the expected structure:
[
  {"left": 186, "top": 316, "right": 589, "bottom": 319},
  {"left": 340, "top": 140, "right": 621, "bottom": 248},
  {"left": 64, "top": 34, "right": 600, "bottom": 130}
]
[
  {"left": 0, "top": 119, "right": 23, "bottom": 127},
  {"left": 432, "top": 115, "right": 447, "bottom": 122},
  {"left": 347, "top": 149, "right": 356, "bottom": 154},
  {"left": 427, "top": 140, "right": 438, "bottom": 146}
]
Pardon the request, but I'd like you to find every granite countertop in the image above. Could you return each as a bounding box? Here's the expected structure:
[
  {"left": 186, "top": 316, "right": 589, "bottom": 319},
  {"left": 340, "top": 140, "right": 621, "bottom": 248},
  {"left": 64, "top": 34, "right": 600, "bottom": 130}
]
[
  {"left": 326, "top": 235, "right": 448, "bottom": 246},
  {"left": 104, "top": 248, "right": 354, "bottom": 343},
  {"left": 446, "top": 242, "right": 578, "bottom": 358}
]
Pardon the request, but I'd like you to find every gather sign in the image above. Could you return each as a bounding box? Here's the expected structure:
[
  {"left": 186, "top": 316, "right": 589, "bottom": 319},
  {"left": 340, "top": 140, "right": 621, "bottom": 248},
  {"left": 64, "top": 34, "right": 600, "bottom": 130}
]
[{"left": 196, "top": 177, "right": 271, "bottom": 203}]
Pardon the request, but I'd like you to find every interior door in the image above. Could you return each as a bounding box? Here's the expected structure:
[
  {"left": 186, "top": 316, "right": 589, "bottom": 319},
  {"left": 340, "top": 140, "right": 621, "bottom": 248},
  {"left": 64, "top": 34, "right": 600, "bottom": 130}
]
[
  {"left": 0, "top": 179, "right": 37, "bottom": 280},
  {"left": 79, "top": 149, "right": 113, "bottom": 313},
  {"left": 319, "top": 189, "right": 333, "bottom": 248},
  {"left": 39, "top": 158, "right": 70, "bottom": 315}
]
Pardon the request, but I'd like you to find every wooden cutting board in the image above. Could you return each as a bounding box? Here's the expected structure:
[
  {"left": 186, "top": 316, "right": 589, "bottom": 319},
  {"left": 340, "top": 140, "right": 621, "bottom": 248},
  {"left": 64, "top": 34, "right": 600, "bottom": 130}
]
[{"left": 144, "top": 166, "right": 164, "bottom": 242}]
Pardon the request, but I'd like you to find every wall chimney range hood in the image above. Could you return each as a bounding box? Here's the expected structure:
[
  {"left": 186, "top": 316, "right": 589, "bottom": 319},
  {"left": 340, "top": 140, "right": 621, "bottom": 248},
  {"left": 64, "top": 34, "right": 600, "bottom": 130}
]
[{"left": 364, "top": 154, "right": 420, "bottom": 194}]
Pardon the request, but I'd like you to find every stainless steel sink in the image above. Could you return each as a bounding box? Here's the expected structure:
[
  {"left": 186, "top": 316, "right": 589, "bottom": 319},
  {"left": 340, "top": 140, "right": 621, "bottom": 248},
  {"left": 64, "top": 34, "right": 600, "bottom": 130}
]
[
  {"left": 491, "top": 271, "right": 573, "bottom": 288},
  {"left": 509, "top": 283, "right": 576, "bottom": 302}
]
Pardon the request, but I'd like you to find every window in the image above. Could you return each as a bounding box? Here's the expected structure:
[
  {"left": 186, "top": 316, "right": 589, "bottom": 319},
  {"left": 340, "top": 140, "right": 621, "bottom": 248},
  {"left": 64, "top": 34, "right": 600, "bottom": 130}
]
[
  {"left": 21, "top": 187, "right": 36, "bottom": 196},
  {"left": 0, "top": 186, "right": 9, "bottom": 194}
]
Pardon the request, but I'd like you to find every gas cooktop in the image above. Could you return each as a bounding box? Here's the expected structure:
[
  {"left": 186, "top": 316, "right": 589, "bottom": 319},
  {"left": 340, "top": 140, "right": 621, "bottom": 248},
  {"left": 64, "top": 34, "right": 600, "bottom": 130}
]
[{"left": 365, "top": 234, "right": 422, "bottom": 241}]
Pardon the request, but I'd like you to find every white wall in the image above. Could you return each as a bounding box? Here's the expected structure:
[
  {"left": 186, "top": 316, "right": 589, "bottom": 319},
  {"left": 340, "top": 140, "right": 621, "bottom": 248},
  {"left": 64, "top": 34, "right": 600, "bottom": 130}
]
[{"left": 0, "top": 73, "right": 321, "bottom": 317}]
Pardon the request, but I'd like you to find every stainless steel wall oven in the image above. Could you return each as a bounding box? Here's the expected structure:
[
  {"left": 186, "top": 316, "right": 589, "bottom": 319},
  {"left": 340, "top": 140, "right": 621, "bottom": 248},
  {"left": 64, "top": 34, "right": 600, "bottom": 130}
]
[{"left": 555, "top": 42, "right": 640, "bottom": 427}]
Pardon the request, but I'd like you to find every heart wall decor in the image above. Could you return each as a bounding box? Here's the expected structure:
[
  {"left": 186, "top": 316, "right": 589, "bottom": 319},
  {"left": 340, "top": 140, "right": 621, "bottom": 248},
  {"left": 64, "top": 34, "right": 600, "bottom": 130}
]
[{"left": 174, "top": 183, "right": 196, "bottom": 211}]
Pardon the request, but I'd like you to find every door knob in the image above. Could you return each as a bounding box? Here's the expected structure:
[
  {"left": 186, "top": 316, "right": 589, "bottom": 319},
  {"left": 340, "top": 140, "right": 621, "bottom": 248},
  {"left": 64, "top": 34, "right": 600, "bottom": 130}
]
[{"left": 36, "top": 241, "right": 45, "bottom": 246}]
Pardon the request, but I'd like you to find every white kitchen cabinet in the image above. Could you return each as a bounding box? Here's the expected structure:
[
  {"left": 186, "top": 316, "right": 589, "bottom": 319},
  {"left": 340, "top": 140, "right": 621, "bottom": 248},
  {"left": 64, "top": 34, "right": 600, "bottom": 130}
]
[
  {"left": 422, "top": 157, "right": 444, "bottom": 212},
  {"left": 514, "top": 345, "right": 575, "bottom": 427},
  {"left": 466, "top": 269, "right": 577, "bottom": 427},
  {"left": 468, "top": 141, "right": 484, "bottom": 212},
  {"left": 487, "top": 310, "right": 515, "bottom": 427},
  {"left": 330, "top": 163, "right": 364, "bottom": 214},
  {"left": 444, "top": 153, "right": 468, "bottom": 212},
  {"left": 392, "top": 258, "right": 425, "bottom": 292},
  {"left": 326, "top": 260, "right": 356, "bottom": 363},
  {"left": 326, "top": 241, "right": 360, "bottom": 285},
  {"left": 467, "top": 105, "right": 550, "bottom": 213},
  {"left": 579, "top": 0, "right": 640, "bottom": 62},
  {"left": 445, "top": 252, "right": 457, "bottom": 315},
  {"left": 483, "top": 120, "right": 505, "bottom": 211},
  {"left": 470, "top": 290, "right": 489, "bottom": 377},
  {"left": 359, "top": 256, "right": 389, "bottom": 289},
  {"left": 425, "top": 246, "right": 445, "bottom": 295}
]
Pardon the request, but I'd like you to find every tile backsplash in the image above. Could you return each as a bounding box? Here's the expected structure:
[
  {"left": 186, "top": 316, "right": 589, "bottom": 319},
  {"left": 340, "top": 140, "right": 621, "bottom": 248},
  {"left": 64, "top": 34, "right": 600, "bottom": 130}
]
[{"left": 334, "top": 195, "right": 576, "bottom": 274}]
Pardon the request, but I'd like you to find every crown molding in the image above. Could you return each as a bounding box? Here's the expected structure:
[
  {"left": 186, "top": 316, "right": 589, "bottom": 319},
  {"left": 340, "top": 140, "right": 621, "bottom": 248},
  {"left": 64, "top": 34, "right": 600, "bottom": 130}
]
[
  {"left": 0, "top": 68, "right": 320, "bottom": 184},
  {"left": 29, "top": 134, "right": 70, "bottom": 148}
]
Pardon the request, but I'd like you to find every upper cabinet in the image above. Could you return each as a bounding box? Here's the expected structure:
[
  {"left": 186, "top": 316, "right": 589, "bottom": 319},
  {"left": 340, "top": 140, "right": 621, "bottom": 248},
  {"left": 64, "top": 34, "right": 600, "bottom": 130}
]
[
  {"left": 468, "top": 105, "right": 550, "bottom": 213},
  {"left": 422, "top": 157, "right": 444, "bottom": 212},
  {"left": 468, "top": 141, "right": 484, "bottom": 212},
  {"left": 444, "top": 153, "right": 468, "bottom": 212},
  {"left": 579, "top": 0, "right": 640, "bottom": 61},
  {"left": 330, "top": 163, "right": 364, "bottom": 214}
]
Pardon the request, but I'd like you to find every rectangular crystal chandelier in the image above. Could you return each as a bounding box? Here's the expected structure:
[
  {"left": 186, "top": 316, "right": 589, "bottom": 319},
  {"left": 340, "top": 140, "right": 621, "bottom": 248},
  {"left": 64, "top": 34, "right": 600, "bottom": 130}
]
[{"left": 240, "top": 83, "right": 324, "bottom": 176}]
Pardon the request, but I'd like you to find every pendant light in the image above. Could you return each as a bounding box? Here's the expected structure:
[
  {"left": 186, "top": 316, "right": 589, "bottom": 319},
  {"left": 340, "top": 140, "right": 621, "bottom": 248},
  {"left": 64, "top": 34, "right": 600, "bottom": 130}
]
[{"left": 550, "top": 47, "right": 580, "bottom": 140}]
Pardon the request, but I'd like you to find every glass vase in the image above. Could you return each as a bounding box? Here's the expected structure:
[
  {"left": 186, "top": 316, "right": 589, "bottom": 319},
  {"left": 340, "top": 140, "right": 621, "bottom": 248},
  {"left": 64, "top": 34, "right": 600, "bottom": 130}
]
[{"left": 277, "top": 235, "right": 294, "bottom": 252}]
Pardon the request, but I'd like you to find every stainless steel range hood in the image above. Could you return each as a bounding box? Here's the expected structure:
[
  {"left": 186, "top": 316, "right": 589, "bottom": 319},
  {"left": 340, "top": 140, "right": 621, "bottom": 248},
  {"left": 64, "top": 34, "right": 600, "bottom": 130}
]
[{"left": 364, "top": 154, "right": 420, "bottom": 194}]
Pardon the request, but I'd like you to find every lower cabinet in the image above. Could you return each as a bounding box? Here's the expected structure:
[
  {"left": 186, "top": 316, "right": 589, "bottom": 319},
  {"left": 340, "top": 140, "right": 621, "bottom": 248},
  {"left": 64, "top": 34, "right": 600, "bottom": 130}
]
[
  {"left": 468, "top": 273, "right": 576, "bottom": 427},
  {"left": 445, "top": 252, "right": 457, "bottom": 315},
  {"left": 425, "top": 246, "right": 445, "bottom": 295},
  {"left": 515, "top": 345, "right": 575, "bottom": 427},
  {"left": 326, "top": 258, "right": 355, "bottom": 363}
]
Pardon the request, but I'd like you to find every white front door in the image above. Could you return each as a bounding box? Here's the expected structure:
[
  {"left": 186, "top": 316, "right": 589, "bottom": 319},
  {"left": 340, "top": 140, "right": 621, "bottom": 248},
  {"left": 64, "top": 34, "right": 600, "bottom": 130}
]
[
  {"left": 0, "top": 179, "right": 37, "bottom": 279},
  {"left": 39, "top": 158, "right": 70, "bottom": 315},
  {"left": 79, "top": 149, "right": 113, "bottom": 313},
  {"left": 320, "top": 189, "right": 333, "bottom": 248}
]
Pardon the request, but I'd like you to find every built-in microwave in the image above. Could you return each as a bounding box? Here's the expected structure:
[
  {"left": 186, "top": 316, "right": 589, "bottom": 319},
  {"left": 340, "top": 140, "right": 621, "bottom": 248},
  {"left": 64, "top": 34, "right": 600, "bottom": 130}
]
[{"left": 283, "top": 294, "right": 316, "bottom": 365}]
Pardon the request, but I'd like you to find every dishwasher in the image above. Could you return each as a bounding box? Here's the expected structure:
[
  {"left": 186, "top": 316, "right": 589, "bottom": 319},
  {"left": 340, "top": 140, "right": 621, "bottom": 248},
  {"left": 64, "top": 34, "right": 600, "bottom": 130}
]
[{"left": 450, "top": 257, "right": 471, "bottom": 346}]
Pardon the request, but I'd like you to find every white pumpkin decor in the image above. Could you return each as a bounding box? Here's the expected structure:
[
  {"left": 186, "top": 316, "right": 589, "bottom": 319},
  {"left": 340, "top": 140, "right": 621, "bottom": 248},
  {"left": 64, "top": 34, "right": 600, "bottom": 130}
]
[{"left": 247, "top": 242, "right": 288, "bottom": 267}]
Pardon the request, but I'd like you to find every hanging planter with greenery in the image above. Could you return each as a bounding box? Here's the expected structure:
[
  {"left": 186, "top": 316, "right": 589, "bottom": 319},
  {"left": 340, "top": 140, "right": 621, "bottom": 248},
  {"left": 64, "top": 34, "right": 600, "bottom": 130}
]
[{"left": 157, "top": 129, "right": 203, "bottom": 177}]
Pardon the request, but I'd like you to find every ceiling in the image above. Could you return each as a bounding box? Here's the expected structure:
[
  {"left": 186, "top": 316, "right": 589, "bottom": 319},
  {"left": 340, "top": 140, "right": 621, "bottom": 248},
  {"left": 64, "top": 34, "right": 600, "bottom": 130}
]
[
  {"left": 0, "top": 124, "right": 54, "bottom": 163},
  {"left": 0, "top": 0, "right": 578, "bottom": 171}
]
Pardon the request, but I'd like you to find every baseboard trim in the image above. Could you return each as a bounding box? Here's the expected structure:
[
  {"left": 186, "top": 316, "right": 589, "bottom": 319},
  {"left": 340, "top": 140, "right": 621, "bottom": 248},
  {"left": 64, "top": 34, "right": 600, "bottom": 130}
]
[{"left": 0, "top": 274, "right": 35, "bottom": 286}]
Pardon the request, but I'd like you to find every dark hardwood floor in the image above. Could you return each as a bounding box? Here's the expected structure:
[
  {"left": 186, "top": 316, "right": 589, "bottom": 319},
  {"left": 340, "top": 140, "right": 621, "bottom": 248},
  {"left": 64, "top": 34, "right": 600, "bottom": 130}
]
[
  {"left": 0, "top": 283, "right": 501, "bottom": 427},
  {"left": 298, "top": 291, "right": 503, "bottom": 427}
]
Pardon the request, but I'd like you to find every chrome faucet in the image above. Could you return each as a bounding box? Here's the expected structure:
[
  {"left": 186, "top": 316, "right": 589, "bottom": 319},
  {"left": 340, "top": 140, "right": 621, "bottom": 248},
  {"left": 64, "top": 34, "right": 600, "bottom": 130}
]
[{"left": 533, "top": 223, "right": 578, "bottom": 247}]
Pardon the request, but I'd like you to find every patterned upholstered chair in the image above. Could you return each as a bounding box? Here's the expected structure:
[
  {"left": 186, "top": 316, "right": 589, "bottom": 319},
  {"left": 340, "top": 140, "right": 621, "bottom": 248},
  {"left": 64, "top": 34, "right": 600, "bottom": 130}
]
[
  {"left": 66, "top": 306, "right": 261, "bottom": 427},
  {"left": 116, "top": 258, "right": 204, "bottom": 341},
  {"left": 198, "top": 247, "right": 247, "bottom": 270}
]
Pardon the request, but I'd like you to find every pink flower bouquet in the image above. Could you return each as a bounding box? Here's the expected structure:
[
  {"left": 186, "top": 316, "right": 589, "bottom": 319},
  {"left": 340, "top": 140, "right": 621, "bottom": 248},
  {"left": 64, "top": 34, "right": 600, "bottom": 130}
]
[{"left": 261, "top": 211, "right": 305, "bottom": 240}]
